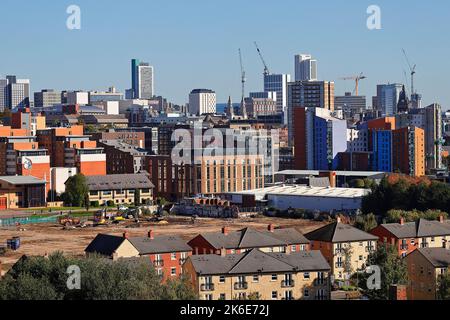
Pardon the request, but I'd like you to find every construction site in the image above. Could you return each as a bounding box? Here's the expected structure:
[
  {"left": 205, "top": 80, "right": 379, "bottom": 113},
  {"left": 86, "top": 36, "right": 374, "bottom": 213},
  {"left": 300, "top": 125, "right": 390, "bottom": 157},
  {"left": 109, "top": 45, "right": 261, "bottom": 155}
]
[{"left": 0, "top": 213, "right": 324, "bottom": 273}]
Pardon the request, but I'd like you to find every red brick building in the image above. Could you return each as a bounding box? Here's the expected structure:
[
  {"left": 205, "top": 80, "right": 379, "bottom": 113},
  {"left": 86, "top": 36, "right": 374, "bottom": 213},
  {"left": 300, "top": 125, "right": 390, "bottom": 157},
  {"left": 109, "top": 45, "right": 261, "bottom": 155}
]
[{"left": 188, "top": 225, "right": 310, "bottom": 255}]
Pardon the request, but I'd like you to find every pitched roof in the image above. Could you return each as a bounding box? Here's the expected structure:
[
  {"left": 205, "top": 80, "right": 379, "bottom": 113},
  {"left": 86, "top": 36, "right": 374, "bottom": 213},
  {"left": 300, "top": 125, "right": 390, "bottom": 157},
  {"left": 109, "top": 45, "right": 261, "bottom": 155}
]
[
  {"left": 84, "top": 173, "right": 154, "bottom": 191},
  {"left": 84, "top": 234, "right": 126, "bottom": 256},
  {"left": 192, "top": 227, "right": 309, "bottom": 250},
  {"left": 414, "top": 248, "right": 450, "bottom": 268},
  {"left": 188, "top": 249, "right": 330, "bottom": 276},
  {"left": 380, "top": 219, "right": 450, "bottom": 238},
  {"left": 305, "top": 222, "right": 378, "bottom": 243},
  {"left": 129, "top": 235, "right": 192, "bottom": 255}
]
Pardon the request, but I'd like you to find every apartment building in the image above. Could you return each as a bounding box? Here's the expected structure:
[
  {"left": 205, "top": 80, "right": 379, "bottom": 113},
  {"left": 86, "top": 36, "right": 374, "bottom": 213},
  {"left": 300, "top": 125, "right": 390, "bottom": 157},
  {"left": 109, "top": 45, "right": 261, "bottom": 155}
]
[
  {"left": 392, "top": 126, "right": 425, "bottom": 177},
  {"left": 305, "top": 218, "right": 378, "bottom": 281},
  {"left": 370, "top": 217, "right": 450, "bottom": 257},
  {"left": 184, "top": 249, "right": 331, "bottom": 300},
  {"left": 188, "top": 225, "right": 310, "bottom": 255},
  {"left": 36, "top": 125, "right": 106, "bottom": 176},
  {"left": 406, "top": 248, "right": 450, "bottom": 300},
  {"left": 85, "top": 231, "right": 192, "bottom": 281},
  {"left": 98, "top": 140, "right": 147, "bottom": 174},
  {"left": 84, "top": 173, "right": 154, "bottom": 206}
]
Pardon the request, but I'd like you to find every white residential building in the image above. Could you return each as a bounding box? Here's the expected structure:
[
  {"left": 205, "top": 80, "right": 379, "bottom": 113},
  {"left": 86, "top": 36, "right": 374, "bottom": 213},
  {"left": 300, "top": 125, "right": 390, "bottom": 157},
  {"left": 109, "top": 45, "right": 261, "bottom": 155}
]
[{"left": 189, "top": 89, "right": 216, "bottom": 115}]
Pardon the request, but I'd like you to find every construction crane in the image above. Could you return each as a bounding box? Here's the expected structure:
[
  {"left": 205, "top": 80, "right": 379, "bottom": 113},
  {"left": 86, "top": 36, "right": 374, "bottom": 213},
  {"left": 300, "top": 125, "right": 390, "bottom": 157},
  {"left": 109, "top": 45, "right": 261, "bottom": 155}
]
[
  {"left": 402, "top": 48, "right": 417, "bottom": 95},
  {"left": 339, "top": 73, "right": 367, "bottom": 96},
  {"left": 239, "top": 48, "right": 246, "bottom": 102},
  {"left": 254, "top": 41, "right": 270, "bottom": 76}
]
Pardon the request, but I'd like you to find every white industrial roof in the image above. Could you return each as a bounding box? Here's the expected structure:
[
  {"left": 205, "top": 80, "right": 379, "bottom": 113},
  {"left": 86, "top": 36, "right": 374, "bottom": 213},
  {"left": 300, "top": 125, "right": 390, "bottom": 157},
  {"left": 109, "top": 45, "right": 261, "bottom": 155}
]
[
  {"left": 276, "top": 170, "right": 386, "bottom": 178},
  {"left": 228, "top": 185, "right": 370, "bottom": 200}
]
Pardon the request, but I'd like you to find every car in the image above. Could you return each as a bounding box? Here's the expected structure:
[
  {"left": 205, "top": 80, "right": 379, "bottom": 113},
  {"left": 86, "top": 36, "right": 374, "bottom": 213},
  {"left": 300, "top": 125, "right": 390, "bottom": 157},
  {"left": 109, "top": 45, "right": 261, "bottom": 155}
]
[{"left": 118, "top": 205, "right": 128, "bottom": 211}]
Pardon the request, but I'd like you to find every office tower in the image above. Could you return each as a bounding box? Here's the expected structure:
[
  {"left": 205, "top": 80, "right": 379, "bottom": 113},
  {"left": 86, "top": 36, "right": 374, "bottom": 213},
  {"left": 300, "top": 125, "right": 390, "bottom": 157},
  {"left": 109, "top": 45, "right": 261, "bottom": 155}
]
[
  {"left": 287, "top": 80, "right": 335, "bottom": 143},
  {"left": 294, "top": 54, "right": 318, "bottom": 81},
  {"left": 335, "top": 92, "right": 367, "bottom": 114},
  {"left": 264, "top": 73, "right": 290, "bottom": 124},
  {"left": 67, "top": 91, "right": 89, "bottom": 105},
  {"left": 293, "top": 107, "right": 347, "bottom": 170},
  {"left": 249, "top": 91, "right": 277, "bottom": 101},
  {"left": 392, "top": 126, "right": 425, "bottom": 177},
  {"left": 395, "top": 103, "right": 443, "bottom": 171},
  {"left": 375, "top": 84, "right": 403, "bottom": 116},
  {"left": 89, "top": 89, "right": 123, "bottom": 103},
  {"left": 188, "top": 89, "right": 216, "bottom": 115},
  {"left": 0, "top": 78, "right": 7, "bottom": 112},
  {"left": 34, "top": 89, "right": 62, "bottom": 108},
  {"left": 8, "top": 79, "right": 30, "bottom": 109},
  {"left": 131, "top": 59, "right": 154, "bottom": 99}
]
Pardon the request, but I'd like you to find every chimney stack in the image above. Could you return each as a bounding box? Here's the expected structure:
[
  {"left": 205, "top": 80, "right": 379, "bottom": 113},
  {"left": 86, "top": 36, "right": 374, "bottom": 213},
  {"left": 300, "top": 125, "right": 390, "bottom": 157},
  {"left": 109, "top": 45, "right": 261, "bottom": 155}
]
[
  {"left": 148, "top": 230, "right": 154, "bottom": 240},
  {"left": 285, "top": 245, "right": 291, "bottom": 255},
  {"left": 220, "top": 247, "right": 227, "bottom": 257},
  {"left": 222, "top": 227, "right": 229, "bottom": 236},
  {"left": 268, "top": 224, "right": 275, "bottom": 233},
  {"left": 123, "top": 232, "right": 129, "bottom": 239},
  {"left": 400, "top": 218, "right": 405, "bottom": 226},
  {"left": 440, "top": 215, "right": 445, "bottom": 224},
  {"left": 336, "top": 216, "right": 342, "bottom": 223}
]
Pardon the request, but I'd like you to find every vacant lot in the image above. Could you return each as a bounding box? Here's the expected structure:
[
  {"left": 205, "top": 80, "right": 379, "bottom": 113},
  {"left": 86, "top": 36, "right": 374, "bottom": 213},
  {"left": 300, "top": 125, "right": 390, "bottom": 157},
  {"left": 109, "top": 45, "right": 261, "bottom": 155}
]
[{"left": 0, "top": 216, "right": 325, "bottom": 271}]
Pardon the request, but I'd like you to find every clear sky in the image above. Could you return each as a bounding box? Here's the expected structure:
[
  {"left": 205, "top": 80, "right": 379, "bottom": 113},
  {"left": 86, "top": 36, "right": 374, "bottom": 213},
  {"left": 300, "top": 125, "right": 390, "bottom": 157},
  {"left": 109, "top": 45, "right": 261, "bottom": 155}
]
[{"left": 1, "top": 0, "right": 449, "bottom": 108}]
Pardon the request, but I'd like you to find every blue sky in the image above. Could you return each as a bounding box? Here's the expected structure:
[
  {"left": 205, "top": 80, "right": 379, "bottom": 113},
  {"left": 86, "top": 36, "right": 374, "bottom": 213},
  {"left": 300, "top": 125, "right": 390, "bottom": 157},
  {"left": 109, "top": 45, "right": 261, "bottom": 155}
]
[{"left": 1, "top": 0, "right": 449, "bottom": 108}]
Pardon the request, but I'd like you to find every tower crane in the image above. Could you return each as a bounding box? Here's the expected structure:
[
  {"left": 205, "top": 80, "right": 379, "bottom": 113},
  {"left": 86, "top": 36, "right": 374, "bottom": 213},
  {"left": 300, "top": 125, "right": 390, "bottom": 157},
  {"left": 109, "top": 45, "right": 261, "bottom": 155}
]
[
  {"left": 339, "top": 73, "right": 367, "bottom": 96},
  {"left": 402, "top": 48, "right": 417, "bottom": 95},
  {"left": 239, "top": 48, "right": 246, "bottom": 102},
  {"left": 254, "top": 42, "right": 270, "bottom": 76}
]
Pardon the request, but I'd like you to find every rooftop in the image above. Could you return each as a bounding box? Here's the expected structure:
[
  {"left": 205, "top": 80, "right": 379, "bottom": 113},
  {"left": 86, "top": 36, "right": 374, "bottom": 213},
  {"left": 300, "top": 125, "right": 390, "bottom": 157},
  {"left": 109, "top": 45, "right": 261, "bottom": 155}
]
[
  {"left": 0, "top": 175, "right": 46, "bottom": 185},
  {"left": 188, "top": 249, "right": 330, "bottom": 276},
  {"left": 227, "top": 185, "right": 370, "bottom": 200},
  {"left": 305, "top": 222, "right": 378, "bottom": 243},
  {"left": 84, "top": 173, "right": 154, "bottom": 191},
  {"left": 276, "top": 170, "right": 386, "bottom": 178},
  {"left": 129, "top": 235, "right": 192, "bottom": 255},
  {"left": 379, "top": 219, "right": 450, "bottom": 238},
  {"left": 414, "top": 248, "right": 450, "bottom": 268}
]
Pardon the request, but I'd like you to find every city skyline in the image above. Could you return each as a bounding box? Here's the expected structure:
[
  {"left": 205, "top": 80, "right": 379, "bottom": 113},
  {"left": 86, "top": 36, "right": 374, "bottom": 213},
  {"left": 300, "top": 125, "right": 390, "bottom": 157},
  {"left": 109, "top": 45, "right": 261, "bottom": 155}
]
[{"left": 0, "top": 0, "right": 449, "bottom": 108}]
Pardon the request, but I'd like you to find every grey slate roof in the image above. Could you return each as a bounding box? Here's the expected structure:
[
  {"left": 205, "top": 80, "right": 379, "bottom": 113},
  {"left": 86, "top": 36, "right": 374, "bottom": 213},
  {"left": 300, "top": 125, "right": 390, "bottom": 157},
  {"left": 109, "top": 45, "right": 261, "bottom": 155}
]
[
  {"left": 380, "top": 219, "right": 450, "bottom": 239},
  {"left": 0, "top": 176, "right": 46, "bottom": 185},
  {"left": 84, "top": 173, "right": 154, "bottom": 191},
  {"left": 84, "top": 234, "right": 126, "bottom": 256},
  {"left": 305, "top": 222, "right": 378, "bottom": 243},
  {"left": 188, "top": 249, "right": 330, "bottom": 276},
  {"left": 129, "top": 235, "right": 192, "bottom": 255},
  {"left": 190, "top": 227, "right": 309, "bottom": 250},
  {"left": 414, "top": 248, "right": 450, "bottom": 268}
]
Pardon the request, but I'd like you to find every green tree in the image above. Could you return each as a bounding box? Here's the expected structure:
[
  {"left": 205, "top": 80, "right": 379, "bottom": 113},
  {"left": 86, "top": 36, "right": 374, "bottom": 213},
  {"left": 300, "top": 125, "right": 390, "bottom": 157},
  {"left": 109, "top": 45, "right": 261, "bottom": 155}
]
[
  {"left": 437, "top": 271, "right": 450, "bottom": 300},
  {"left": 359, "top": 244, "right": 408, "bottom": 300},
  {"left": 354, "top": 213, "right": 378, "bottom": 232},
  {"left": 62, "top": 174, "right": 89, "bottom": 207}
]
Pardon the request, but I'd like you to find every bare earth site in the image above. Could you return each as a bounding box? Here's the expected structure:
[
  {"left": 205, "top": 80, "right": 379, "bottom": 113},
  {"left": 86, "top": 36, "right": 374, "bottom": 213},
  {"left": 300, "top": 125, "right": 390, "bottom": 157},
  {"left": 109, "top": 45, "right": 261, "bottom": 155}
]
[{"left": 0, "top": 216, "right": 324, "bottom": 269}]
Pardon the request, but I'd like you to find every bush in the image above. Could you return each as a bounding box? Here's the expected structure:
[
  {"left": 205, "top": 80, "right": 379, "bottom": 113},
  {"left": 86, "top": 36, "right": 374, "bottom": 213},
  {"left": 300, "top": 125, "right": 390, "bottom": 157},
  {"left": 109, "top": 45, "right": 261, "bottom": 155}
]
[
  {"left": 386, "top": 209, "right": 447, "bottom": 223},
  {"left": 90, "top": 201, "right": 100, "bottom": 208},
  {"left": 107, "top": 200, "right": 115, "bottom": 207}
]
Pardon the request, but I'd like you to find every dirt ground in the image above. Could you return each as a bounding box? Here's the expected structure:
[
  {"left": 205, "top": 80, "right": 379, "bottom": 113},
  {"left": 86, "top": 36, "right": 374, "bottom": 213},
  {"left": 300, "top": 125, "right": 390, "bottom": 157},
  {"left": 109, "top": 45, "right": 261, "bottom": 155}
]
[{"left": 0, "top": 216, "right": 325, "bottom": 271}]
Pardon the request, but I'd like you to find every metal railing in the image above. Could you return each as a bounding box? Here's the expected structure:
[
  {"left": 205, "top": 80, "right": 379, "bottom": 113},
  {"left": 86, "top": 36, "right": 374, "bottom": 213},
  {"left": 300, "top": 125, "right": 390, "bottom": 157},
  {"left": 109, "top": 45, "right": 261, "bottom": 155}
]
[
  {"left": 234, "top": 282, "right": 248, "bottom": 290},
  {"left": 281, "top": 280, "right": 295, "bottom": 288}
]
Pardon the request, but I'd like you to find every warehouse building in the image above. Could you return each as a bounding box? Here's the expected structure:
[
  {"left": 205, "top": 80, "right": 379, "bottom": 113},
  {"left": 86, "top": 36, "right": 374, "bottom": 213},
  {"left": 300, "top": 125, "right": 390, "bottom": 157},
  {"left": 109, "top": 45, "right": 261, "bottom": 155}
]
[{"left": 224, "top": 185, "right": 369, "bottom": 212}]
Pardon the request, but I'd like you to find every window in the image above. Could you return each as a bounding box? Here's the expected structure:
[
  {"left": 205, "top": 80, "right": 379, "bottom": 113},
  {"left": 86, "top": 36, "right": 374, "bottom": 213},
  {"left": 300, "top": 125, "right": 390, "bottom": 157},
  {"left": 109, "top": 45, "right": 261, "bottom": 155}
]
[
  {"left": 271, "top": 291, "right": 277, "bottom": 300},
  {"left": 171, "top": 253, "right": 177, "bottom": 261},
  {"left": 205, "top": 294, "right": 213, "bottom": 300},
  {"left": 291, "top": 245, "right": 297, "bottom": 252},
  {"left": 304, "top": 288, "right": 310, "bottom": 297},
  {"left": 171, "top": 267, "right": 177, "bottom": 276},
  {"left": 219, "top": 293, "right": 226, "bottom": 300},
  {"left": 271, "top": 274, "right": 278, "bottom": 281},
  {"left": 219, "top": 276, "right": 225, "bottom": 283},
  {"left": 252, "top": 275, "right": 259, "bottom": 283},
  {"left": 304, "top": 272, "right": 310, "bottom": 279},
  {"left": 359, "top": 255, "right": 363, "bottom": 261}
]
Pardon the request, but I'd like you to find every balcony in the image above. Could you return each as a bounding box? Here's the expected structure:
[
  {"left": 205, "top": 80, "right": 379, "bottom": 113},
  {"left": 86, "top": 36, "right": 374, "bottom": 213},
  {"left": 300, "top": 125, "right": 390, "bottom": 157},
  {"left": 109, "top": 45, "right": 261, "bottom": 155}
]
[
  {"left": 153, "top": 260, "right": 164, "bottom": 267},
  {"left": 314, "top": 279, "right": 326, "bottom": 286},
  {"left": 200, "top": 284, "right": 215, "bottom": 292},
  {"left": 281, "top": 280, "right": 295, "bottom": 288},
  {"left": 234, "top": 282, "right": 248, "bottom": 290},
  {"left": 179, "top": 258, "right": 187, "bottom": 265}
]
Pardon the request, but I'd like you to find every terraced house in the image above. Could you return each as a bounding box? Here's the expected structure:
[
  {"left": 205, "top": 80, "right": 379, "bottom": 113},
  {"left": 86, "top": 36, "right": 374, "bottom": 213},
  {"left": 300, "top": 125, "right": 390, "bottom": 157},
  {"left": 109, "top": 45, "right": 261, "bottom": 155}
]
[
  {"left": 85, "top": 231, "right": 192, "bottom": 281},
  {"left": 183, "top": 249, "right": 331, "bottom": 300},
  {"left": 370, "top": 217, "right": 450, "bottom": 257},
  {"left": 84, "top": 173, "right": 154, "bottom": 205},
  {"left": 188, "top": 225, "right": 310, "bottom": 255},
  {"left": 305, "top": 218, "right": 378, "bottom": 281},
  {"left": 406, "top": 247, "right": 450, "bottom": 300}
]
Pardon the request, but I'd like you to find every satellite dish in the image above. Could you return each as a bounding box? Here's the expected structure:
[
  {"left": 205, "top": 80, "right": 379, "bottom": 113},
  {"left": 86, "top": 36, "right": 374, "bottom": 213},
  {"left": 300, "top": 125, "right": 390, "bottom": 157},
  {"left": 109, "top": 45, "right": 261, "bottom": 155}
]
[{"left": 23, "top": 158, "right": 33, "bottom": 170}]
